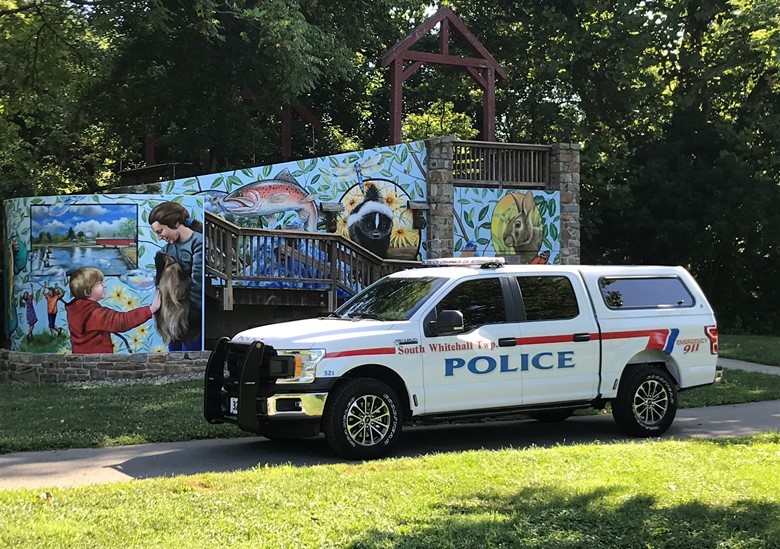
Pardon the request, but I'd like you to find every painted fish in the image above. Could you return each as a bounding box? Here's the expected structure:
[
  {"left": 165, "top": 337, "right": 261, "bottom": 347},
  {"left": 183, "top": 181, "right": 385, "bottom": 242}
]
[{"left": 223, "top": 169, "right": 319, "bottom": 232}]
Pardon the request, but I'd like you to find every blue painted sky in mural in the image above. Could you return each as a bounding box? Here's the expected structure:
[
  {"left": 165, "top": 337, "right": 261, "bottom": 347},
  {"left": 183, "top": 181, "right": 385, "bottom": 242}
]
[{"left": 31, "top": 203, "right": 137, "bottom": 239}]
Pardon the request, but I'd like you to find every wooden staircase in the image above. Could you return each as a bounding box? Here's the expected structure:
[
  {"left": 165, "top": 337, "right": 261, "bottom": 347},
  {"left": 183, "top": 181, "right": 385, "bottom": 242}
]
[{"left": 205, "top": 212, "right": 420, "bottom": 311}]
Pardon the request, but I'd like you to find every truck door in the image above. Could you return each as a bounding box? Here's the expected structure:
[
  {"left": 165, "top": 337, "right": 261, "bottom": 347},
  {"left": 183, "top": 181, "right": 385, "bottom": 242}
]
[
  {"left": 514, "top": 274, "right": 601, "bottom": 404},
  {"left": 419, "top": 275, "right": 523, "bottom": 414}
]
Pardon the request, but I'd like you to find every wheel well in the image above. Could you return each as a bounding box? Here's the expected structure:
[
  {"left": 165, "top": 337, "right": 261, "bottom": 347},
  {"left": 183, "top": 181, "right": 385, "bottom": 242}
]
[
  {"left": 619, "top": 351, "right": 681, "bottom": 388},
  {"left": 339, "top": 364, "right": 412, "bottom": 417}
]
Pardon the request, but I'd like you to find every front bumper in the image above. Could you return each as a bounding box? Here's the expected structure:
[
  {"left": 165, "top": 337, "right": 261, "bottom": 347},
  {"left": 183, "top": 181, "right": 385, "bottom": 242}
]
[{"left": 204, "top": 337, "right": 335, "bottom": 434}]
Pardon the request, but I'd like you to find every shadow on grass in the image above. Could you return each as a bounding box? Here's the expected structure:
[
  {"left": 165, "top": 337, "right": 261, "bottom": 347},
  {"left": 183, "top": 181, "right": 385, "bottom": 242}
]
[{"left": 350, "top": 486, "right": 780, "bottom": 548}]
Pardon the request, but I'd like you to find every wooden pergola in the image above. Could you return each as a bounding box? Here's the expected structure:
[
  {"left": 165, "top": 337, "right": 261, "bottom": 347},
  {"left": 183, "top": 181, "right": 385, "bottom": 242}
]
[{"left": 381, "top": 7, "right": 507, "bottom": 144}]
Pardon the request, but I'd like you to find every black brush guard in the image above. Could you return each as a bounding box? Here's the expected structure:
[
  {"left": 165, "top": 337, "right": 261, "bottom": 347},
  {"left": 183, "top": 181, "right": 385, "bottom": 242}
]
[{"left": 204, "top": 337, "right": 296, "bottom": 431}]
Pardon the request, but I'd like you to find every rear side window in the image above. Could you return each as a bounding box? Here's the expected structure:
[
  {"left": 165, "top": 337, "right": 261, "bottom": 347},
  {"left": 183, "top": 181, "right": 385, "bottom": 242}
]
[
  {"left": 517, "top": 276, "right": 579, "bottom": 320},
  {"left": 599, "top": 277, "right": 694, "bottom": 309}
]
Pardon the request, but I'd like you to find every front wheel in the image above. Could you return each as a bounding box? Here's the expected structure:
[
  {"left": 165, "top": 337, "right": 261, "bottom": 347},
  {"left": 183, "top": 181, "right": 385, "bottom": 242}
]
[
  {"left": 612, "top": 365, "right": 677, "bottom": 437},
  {"left": 323, "top": 378, "right": 402, "bottom": 460}
]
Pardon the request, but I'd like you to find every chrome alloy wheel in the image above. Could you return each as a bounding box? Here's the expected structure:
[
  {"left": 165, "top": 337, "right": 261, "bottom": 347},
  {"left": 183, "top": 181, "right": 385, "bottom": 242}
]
[
  {"left": 345, "top": 394, "right": 392, "bottom": 446},
  {"left": 632, "top": 378, "right": 669, "bottom": 426}
]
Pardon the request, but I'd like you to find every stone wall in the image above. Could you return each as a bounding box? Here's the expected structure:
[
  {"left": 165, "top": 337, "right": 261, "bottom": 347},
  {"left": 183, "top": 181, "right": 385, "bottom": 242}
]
[
  {"left": 0, "top": 349, "right": 208, "bottom": 383},
  {"left": 548, "top": 143, "right": 581, "bottom": 264},
  {"left": 425, "top": 138, "right": 581, "bottom": 264},
  {"left": 425, "top": 136, "right": 456, "bottom": 259}
]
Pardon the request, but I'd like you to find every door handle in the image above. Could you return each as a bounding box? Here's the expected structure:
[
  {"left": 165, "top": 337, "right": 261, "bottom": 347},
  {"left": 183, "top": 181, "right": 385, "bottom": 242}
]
[
  {"left": 573, "top": 333, "right": 591, "bottom": 342},
  {"left": 498, "top": 337, "right": 517, "bottom": 347}
]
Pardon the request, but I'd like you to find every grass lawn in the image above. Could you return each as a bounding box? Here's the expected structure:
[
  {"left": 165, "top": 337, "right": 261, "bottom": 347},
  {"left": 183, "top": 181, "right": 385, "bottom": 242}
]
[
  {"left": 1, "top": 369, "right": 779, "bottom": 454},
  {"left": 720, "top": 334, "right": 780, "bottom": 366},
  {"left": 1, "top": 434, "right": 778, "bottom": 548}
]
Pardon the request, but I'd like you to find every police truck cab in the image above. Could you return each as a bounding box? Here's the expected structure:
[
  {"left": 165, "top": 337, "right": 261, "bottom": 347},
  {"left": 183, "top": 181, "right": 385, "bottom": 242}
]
[{"left": 205, "top": 258, "right": 720, "bottom": 459}]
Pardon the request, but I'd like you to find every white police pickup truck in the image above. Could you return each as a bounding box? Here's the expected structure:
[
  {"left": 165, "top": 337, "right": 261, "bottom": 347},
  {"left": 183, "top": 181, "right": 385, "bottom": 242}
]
[{"left": 205, "top": 258, "right": 720, "bottom": 459}]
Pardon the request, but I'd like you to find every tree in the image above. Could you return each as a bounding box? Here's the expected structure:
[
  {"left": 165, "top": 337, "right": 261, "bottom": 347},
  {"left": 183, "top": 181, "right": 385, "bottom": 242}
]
[
  {"left": 0, "top": 0, "right": 122, "bottom": 196},
  {"left": 403, "top": 100, "right": 479, "bottom": 140}
]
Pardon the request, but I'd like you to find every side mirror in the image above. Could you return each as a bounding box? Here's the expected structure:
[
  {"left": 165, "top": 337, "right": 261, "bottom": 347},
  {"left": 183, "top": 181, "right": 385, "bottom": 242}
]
[{"left": 434, "top": 310, "right": 464, "bottom": 335}]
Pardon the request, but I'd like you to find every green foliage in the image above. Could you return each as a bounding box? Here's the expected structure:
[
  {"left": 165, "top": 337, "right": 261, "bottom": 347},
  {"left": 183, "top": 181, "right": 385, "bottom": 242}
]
[
  {"left": 0, "top": 1, "right": 121, "bottom": 196},
  {"left": 1, "top": 368, "right": 778, "bottom": 454},
  {"left": 2, "top": 0, "right": 780, "bottom": 332},
  {"left": 0, "top": 380, "right": 245, "bottom": 453},
  {"left": 403, "top": 99, "right": 479, "bottom": 140},
  {"left": 447, "top": 0, "right": 780, "bottom": 333},
  {"left": 678, "top": 368, "right": 780, "bottom": 408},
  {"left": 720, "top": 334, "right": 780, "bottom": 366},
  {"left": 1, "top": 437, "right": 779, "bottom": 547}
]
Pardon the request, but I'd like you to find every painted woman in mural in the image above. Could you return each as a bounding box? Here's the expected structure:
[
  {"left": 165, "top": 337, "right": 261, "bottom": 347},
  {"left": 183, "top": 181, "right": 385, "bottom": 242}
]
[
  {"left": 65, "top": 267, "right": 161, "bottom": 354},
  {"left": 19, "top": 289, "right": 37, "bottom": 343},
  {"left": 149, "top": 201, "right": 203, "bottom": 351}
]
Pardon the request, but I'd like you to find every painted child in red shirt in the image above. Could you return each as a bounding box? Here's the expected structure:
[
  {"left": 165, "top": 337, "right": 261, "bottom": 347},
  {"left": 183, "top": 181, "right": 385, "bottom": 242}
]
[{"left": 65, "top": 267, "right": 161, "bottom": 354}]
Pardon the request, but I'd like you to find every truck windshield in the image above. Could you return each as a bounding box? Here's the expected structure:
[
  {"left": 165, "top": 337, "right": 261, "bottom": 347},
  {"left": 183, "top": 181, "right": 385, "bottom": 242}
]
[{"left": 334, "top": 276, "right": 445, "bottom": 321}]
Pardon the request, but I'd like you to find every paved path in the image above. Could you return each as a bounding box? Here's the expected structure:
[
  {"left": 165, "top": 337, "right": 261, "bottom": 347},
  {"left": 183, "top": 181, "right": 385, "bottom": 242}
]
[
  {"left": 718, "top": 357, "right": 780, "bottom": 375},
  {"left": 1, "top": 398, "right": 778, "bottom": 490},
  {"left": 0, "top": 359, "right": 776, "bottom": 490}
]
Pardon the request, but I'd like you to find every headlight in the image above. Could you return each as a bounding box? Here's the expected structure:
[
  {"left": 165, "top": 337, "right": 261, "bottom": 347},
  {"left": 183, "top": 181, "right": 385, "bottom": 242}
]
[{"left": 275, "top": 349, "right": 325, "bottom": 384}]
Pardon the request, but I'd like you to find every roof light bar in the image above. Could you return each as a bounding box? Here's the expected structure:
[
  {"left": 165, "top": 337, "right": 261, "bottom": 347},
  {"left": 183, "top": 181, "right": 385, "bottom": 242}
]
[{"left": 423, "top": 257, "right": 506, "bottom": 267}]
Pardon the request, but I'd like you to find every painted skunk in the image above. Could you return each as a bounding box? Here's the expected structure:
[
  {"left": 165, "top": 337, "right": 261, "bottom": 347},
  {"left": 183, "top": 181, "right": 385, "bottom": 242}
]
[{"left": 347, "top": 185, "right": 394, "bottom": 258}]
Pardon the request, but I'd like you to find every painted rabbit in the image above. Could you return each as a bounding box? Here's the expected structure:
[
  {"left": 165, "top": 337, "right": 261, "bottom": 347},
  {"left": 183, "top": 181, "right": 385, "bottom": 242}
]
[{"left": 502, "top": 191, "right": 543, "bottom": 263}]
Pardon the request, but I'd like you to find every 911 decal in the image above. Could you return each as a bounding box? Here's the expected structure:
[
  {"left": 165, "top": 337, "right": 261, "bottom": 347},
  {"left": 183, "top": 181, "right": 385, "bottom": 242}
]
[{"left": 677, "top": 338, "right": 707, "bottom": 353}]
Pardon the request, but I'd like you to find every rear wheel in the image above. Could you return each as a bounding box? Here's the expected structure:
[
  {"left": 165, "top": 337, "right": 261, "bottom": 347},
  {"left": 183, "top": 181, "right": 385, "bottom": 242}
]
[
  {"left": 323, "top": 378, "right": 402, "bottom": 460},
  {"left": 612, "top": 365, "right": 677, "bottom": 437}
]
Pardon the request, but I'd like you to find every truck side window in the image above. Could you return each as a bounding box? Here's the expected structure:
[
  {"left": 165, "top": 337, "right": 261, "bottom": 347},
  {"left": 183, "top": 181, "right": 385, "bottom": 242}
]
[
  {"left": 435, "top": 278, "right": 506, "bottom": 332},
  {"left": 516, "top": 276, "right": 579, "bottom": 320},
  {"left": 599, "top": 277, "right": 694, "bottom": 309}
]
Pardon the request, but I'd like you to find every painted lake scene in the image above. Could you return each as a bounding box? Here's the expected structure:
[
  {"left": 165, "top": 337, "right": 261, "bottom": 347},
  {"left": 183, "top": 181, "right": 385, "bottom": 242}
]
[{"left": 29, "top": 203, "right": 139, "bottom": 278}]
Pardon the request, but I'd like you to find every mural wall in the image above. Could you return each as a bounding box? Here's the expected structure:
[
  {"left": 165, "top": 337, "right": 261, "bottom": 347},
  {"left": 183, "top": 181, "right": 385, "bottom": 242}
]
[
  {"left": 164, "top": 140, "right": 428, "bottom": 261},
  {"left": 454, "top": 188, "right": 561, "bottom": 264},
  {"left": 3, "top": 194, "right": 204, "bottom": 353},
  {"left": 0, "top": 141, "right": 564, "bottom": 356}
]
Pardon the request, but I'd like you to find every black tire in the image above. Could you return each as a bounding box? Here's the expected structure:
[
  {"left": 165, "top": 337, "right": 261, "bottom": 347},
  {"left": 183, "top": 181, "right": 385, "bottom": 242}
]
[
  {"left": 323, "top": 378, "right": 402, "bottom": 460},
  {"left": 612, "top": 365, "right": 677, "bottom": 437},
  {"left": 528, "top": 409, "right": 575, "bottom": 423}
]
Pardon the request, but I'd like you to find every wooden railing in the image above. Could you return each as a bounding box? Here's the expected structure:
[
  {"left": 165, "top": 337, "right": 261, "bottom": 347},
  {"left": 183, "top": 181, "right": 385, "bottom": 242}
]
[
  {"left": 452, "top": 140, "right": 551, "bottom": 187},
  {"left": 205, "top": 212, "right": 420, "bottom": 310}
]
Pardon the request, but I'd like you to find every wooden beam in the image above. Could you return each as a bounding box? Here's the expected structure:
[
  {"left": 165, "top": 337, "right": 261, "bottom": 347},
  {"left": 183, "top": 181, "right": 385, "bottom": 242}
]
[
  {"left": 466, "top": 67, "right": 487, "bottom": 90},
  {"left": 389, "top": 60, "right": 403, "bottom": 144},
  {"left": 439, "top": 17, "right": 449, "bottom": 55},
  {"left": 483, "top": 67, "right": 496, "bottom": 141},
  {"left": 293, "top": 103, "right": 324, "bottom": 132},
  {"left": 381, "top": 7, "right": 452, "bottom": 66},
  {"left": 443, "top": 11, "right": 508, "bottom": 80},
  {"left": 402, "top": 50, "right": 491, "bottom": 69},
  {"left": 402, "top": 61, "right": 424, "bottom": 81}
]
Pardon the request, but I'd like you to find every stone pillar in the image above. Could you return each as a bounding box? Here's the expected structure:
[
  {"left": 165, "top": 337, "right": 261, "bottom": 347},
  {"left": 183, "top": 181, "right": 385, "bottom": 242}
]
[
  {"left": 548, "top": 143, "right": 581, "bottom": 264},
  {"left": 425, "top": 137, "right": 455, "bottom": 259}
]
